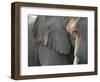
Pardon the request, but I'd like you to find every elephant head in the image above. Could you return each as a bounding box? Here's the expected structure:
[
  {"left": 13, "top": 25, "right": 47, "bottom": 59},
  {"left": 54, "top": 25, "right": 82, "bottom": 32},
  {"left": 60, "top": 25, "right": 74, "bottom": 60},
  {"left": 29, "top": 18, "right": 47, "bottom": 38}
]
[
  {"left": 30, "top": 15, "right": 87, "bottom": 66},
  {"left": 63, "top": 17, "right": 88, "bottom": 64},
  {"left": 33, "top": 16, "right": 72, "bottom": 55},
  {"left": 32, "top": 16, "right": 74, "bottom": 65}
]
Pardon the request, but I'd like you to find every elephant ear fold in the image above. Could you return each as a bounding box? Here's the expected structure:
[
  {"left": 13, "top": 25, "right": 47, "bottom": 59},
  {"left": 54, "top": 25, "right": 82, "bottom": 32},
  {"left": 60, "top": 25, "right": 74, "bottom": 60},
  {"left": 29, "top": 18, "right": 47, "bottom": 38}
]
[
  {"left": 42, "top": 34, "right": 48, "bottom": 46},
  {"left": 32, "top": 16, "right": 47, "bottom": 42}
]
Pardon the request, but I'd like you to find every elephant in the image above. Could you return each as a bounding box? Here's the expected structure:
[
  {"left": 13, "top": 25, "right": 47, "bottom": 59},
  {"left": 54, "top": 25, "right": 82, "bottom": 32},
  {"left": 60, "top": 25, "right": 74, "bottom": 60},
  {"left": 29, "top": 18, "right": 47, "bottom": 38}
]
[
  {"left": 31, "top": 16, "right": 74, "bottom": 66},
  {"left": 29, "top": 15, "right": 88, "bottom": 66},
  {"left": 63, "top": 17, "right": 88, "bottom": 64}
]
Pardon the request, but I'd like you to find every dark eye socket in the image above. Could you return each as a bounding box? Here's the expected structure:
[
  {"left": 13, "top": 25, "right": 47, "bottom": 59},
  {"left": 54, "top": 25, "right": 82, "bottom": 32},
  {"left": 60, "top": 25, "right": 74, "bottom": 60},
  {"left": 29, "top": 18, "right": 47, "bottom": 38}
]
[{"left": 73, "top": 30, "right": 77, "bottom": 34}]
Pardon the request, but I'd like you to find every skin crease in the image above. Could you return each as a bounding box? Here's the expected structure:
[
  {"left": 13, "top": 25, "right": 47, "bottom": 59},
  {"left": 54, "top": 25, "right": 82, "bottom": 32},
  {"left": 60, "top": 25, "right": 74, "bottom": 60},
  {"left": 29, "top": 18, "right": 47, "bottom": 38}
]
[{"left": 64, "top": 17, "right": 80, "bottom": 64}]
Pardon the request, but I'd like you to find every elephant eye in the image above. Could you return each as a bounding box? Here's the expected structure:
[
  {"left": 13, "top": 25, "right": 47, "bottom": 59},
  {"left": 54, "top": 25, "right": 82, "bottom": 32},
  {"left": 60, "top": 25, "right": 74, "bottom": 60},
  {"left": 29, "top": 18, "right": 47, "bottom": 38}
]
[{"left": 73, "top": 30, "right": 77, "bottom": 34}]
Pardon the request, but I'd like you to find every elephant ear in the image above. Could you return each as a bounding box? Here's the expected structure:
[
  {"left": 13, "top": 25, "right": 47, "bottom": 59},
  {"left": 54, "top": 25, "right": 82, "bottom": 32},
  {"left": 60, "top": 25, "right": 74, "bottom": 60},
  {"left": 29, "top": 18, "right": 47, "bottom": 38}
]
[
  {"left": 46, "top": 17, "right": 71, "bottom": 55},
  {"left": 46, "top": 29, "right": 71, "bottom": 55},
  {"left": 32, "top": 16, "right": 47, "bottom": 42},
  {"left": 32, "top": 16, "right": 71, "bottom": 55}
]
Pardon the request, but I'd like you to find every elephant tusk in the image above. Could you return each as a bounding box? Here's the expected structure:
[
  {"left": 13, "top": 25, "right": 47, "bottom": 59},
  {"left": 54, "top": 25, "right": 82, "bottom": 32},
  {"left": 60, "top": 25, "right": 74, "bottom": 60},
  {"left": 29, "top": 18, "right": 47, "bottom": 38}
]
[
  {"left": 73, "top": 56, "right": 79, "bottom": 64},
  {"left": 73, "top": 37, "right": 80, "bottom": 65}
]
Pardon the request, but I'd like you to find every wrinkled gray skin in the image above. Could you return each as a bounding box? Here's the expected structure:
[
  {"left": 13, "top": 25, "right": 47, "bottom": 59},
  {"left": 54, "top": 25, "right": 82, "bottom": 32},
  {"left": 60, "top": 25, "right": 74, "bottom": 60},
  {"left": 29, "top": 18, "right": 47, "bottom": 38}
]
[
  {"left": 29, "top": 16, "right": 87, "bottom": 66},
  {"left": 76, "top": 18, "right": 88, "bottom": 64},
  {"left": 31, "top": 16, "right": 74, "bottom": 66},
  {"left": 66, "top": 17, "right": 88, "bottom": 64}
]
